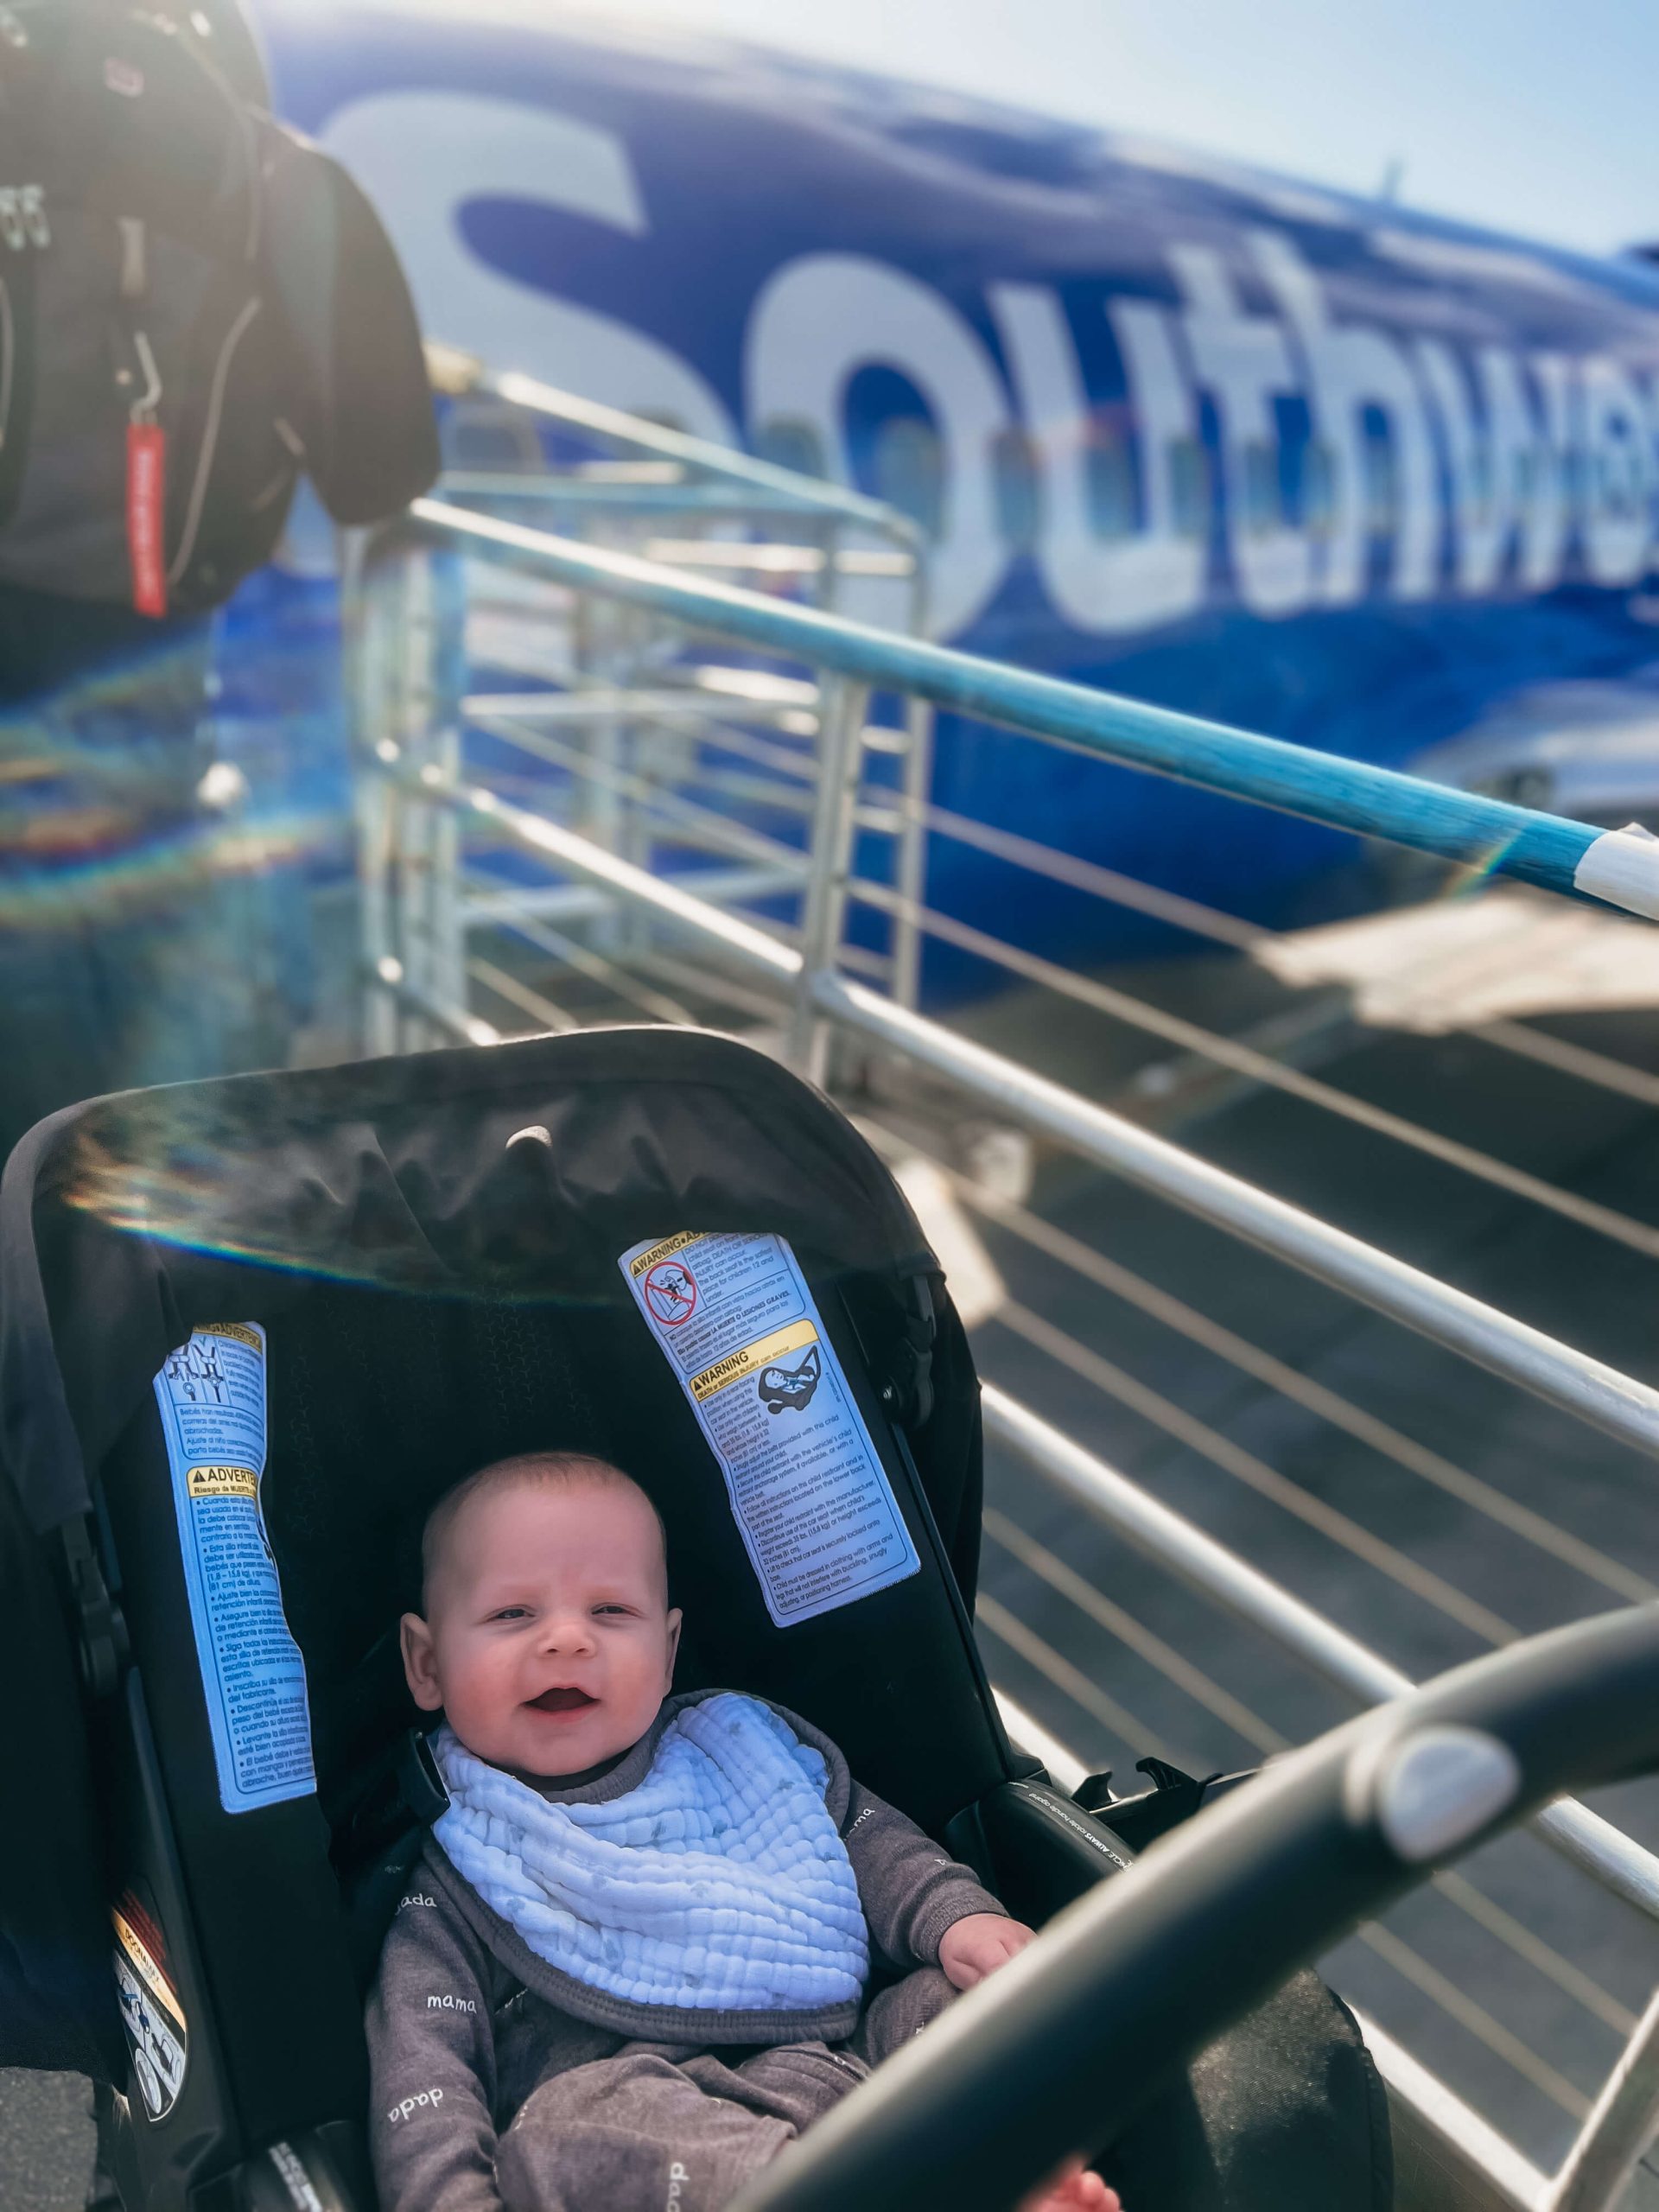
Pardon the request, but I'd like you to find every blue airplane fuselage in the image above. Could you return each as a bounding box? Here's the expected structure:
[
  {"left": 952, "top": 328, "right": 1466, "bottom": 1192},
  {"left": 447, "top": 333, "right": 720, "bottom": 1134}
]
[{"left": 239, "top": 1, "right": 1659, "bottom": 963}]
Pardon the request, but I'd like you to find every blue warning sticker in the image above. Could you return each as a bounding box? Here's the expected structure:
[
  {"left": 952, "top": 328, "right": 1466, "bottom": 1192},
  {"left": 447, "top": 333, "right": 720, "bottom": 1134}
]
[
  {"left": 620, "top": 1232, "right": 919, "bottom": 1627},
  {"left": 152, "top": 1325, "right": 315, "bottom": 1814}
]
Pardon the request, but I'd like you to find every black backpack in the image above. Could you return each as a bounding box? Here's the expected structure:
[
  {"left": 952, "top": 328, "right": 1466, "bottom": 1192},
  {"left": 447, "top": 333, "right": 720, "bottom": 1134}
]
[{"left": 0, "top": 0, "right": 438, "bottom": 617}]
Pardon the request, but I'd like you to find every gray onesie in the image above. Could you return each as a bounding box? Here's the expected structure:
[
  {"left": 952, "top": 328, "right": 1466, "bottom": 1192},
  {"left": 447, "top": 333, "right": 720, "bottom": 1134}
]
[{"left": 366, "top": 1690, "right": 1007, "bottom": 2212}]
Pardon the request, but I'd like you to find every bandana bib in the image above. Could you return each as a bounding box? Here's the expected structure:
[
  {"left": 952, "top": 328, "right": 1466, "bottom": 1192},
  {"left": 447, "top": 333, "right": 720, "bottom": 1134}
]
[{"left": 432, "top": 1694, "right": 870, "bottom": 2014}]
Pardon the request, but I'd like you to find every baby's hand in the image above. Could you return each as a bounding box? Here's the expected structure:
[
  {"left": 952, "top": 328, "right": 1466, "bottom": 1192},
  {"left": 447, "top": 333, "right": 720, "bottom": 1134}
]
[
  {"left": 1016, "top": 2157, "right": 1119, "bottom": 2212},
  {"left": 937, "top": 1920, "right": 1120, "bottom": 2210},
  {"left": 938, "top": 1911, "right": 1034, "bottom": 1989}
]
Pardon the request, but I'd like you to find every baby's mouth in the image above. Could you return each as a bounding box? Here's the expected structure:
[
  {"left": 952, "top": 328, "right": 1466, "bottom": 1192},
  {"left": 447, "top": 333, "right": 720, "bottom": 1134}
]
[{"left": 529, "top": 1686, "right": 597, "bottom": 1714}]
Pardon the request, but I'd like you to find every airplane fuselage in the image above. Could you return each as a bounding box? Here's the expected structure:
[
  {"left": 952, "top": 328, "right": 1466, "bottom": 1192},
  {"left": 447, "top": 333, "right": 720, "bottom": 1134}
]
[{"left": 245, "top": 1, "right": 1659, "bottom": 951}]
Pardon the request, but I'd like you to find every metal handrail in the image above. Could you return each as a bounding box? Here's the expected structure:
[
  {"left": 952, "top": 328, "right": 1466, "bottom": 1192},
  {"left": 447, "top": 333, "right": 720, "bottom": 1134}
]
[
  {"left": 980, "top": 1386, "right": 1659, "bottom": 2211},
  {"left": 402, "top": 497, "right": 1659, "bottom": 918},
  {"left": 812, "top": 970, "right": 1659, "bottom": 1463},
  {"left": 426, "top": 348, "right": 922, "bottom": 542},
  {"left": 389, "top": 758, "right": 1659, "bottom": 1471},
  {"left": 844, "top": 871, "right": 1659, "bottom": 1261},
  {"left": 978, "top": 1382, "right": 1659, "bottom": 1923}
]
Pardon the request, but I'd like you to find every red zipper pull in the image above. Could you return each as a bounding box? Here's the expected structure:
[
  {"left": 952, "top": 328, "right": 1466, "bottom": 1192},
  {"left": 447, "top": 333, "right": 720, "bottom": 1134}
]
[{"left": 126, "top": 329, "right": 167, "bottom": 617}]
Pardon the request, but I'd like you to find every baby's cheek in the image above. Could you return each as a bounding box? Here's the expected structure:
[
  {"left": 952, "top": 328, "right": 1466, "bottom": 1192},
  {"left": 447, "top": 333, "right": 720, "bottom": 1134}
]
[
  {"left": 456, "top": 1649, "right": 520, "bottom": 1731},
  {"left": 615, "top": 1655, "right": 664, "bottom": 1719}
]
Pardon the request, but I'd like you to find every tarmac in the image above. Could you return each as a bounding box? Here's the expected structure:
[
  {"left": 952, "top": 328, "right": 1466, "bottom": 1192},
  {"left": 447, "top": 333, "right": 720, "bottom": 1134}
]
[{"left": 0, "top": 2074, "right": 93, "bottom": 2211}]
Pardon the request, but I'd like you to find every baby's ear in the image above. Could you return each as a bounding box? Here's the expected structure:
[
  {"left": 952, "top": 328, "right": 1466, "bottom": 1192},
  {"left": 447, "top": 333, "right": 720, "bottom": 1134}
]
[
  {"left": 400, "top": 1611, "right": 444, "bottom": 1711},
  {"left": 664, "top": 1606, "right": 683, "bottom": 1688}
]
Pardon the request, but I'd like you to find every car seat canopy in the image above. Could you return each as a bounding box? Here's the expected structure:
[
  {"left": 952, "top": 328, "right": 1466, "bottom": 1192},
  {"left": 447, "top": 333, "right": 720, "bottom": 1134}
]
[{"left": 1, "top": 1027, "right": 940, "bottom": 1540}]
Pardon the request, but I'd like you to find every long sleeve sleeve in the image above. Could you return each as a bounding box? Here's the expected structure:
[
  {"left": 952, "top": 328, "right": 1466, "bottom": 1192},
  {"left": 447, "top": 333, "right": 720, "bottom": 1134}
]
[
  {"left": 365, "top": 1881, "right": 506, "bottom": 2212},
  {"left": 840, "top": 1783, "right": 1008, "bottom": 1971}
]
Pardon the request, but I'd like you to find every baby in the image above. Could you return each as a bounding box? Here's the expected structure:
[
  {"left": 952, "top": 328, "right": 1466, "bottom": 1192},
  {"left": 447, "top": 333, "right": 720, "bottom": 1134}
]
[{"left": 367, "top": 1451, "right": 1118, "bottom": 2212}]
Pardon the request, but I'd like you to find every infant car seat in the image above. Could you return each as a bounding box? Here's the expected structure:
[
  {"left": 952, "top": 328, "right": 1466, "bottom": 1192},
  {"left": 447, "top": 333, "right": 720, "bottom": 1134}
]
[{"left": 0, "top": 1028, "right": 1389, "bottom": 2210}]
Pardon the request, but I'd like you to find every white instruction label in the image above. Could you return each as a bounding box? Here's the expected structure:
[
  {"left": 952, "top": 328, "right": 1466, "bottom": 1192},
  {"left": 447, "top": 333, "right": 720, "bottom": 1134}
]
[
  {"left": 620, "top": 1233, "right": 919, "bottom": 1627},
  {"left": 152, "top": 1325, "right": 315, "bottom": 1814}
]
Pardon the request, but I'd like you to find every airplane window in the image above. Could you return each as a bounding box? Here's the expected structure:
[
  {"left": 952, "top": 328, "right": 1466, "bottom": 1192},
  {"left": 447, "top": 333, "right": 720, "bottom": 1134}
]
[
  {"left": 1467, "top": 446, "right": 1495, "bottom": 525},
  {"left": 1301, "top": 440, "right": 1335, "bottom": 538},
  {"left": 1167, "top": 436, "right": 1211, "bottom": 541},
  {"left": 1085, "top": 421, "right": 1138, "bottom": 541},
  {"left": 1363, "top": 422, "right": 1398, "bottom": 535},
  {"left": 753, "top": 417, "right": 830, "bottom": 481},
  {"left": 992, "top": 426, "right": 1041, "bottom": 550},
  {"left": 874, "top": 416, "right": 946, "bottom": 540},
  {"left": 1241, "top": 439, "right": 1281, "bottom": 537},
  {"left": 1598, "top": 435, "right": 1643, "bottom": 517}
]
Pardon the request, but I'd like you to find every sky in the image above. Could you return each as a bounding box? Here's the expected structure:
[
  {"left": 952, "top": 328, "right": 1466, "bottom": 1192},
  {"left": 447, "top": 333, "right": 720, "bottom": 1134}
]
[{"left": 558, "top": 0, "right": 1659, "bottom": 261}]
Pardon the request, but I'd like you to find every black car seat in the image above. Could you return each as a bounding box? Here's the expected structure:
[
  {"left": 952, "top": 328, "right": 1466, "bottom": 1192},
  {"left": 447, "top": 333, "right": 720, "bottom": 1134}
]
[{"left": 0, "top": 1030, "right": 1388, "bottom": 2210}]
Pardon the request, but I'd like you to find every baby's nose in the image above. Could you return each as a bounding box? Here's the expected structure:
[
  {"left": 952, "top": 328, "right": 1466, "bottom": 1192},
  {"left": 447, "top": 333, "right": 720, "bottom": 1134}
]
[{"left": 543, "top": 1610, "right": 595, "bottom": 1651}]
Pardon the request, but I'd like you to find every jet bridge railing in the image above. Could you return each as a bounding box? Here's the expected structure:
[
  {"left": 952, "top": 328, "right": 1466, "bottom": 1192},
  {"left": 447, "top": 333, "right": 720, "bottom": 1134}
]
[
  {"left": 394, "top": 347, "right": 935, "bottom": 1027},
  {"left": 348, "top": 491, "right": 1659, "bottom": 2212}
]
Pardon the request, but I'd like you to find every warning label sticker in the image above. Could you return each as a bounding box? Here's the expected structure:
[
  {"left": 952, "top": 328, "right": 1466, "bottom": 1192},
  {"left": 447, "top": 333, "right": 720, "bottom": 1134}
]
[
  {"left": 153, "top": 1325, "right": 315, "bottom": 1815},
  {"left": 619, "top": 1233, "right": 919, "bottom": 1627},
  {"left": 185, "top": 1465, "right": 260, "bottom": 1501},
  {"left": 112, "top": 1894, "right": 188, "bottom": 2120}
]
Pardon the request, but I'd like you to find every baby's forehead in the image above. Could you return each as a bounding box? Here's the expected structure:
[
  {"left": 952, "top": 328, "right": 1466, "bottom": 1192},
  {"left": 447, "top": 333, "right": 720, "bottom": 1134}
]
[{"left": 441, "top": 1473, "right": 664, "bottom": 1579}]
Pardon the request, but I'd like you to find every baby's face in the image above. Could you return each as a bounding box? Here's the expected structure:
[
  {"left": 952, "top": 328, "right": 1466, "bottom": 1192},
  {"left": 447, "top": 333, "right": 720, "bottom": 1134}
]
[{"left": 401, "top": 1478, "right": 681, "bottom": 1779}]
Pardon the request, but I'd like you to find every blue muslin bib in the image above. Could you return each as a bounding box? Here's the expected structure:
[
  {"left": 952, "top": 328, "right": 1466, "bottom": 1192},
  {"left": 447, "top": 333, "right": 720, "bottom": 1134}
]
[{"left": 432, "top": 1694, "right": 870, "bottom": 2014}]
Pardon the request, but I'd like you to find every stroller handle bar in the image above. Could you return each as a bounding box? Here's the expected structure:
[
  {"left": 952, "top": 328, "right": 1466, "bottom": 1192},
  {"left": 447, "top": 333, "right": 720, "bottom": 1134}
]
[{"left": 730, "top": 1602, "right": 1659, "bottom": 2212}]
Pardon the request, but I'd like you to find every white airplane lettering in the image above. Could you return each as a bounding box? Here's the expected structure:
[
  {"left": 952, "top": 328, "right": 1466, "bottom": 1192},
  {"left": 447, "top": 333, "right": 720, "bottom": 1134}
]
[
  {"left": 1520, "top": 352, "right": 1575, "bottom": 591},
  {"left": 1411, "top": 338, "right": 1497, "bottom": 594},
  {"left": 988, "top": 285, "right": 1205, "bottom": 634},
  {"left": 1580, "top": 355, "right": 1650, "bottom": 586},
  {"left": 1169, "top": 243, "right": 1312, "bottom": 618},
  {"left": 1251, "top": 232, "right": 1438, "bottom": 605},
  {"left": 311, "top": 91, "right": 1659, "bottom": 636},
  {"left": 321, "top": 93, "right": 735, "bottom": 444},
  {"left": 745, "top": 252, "right": 1011, "bottom": 637}
]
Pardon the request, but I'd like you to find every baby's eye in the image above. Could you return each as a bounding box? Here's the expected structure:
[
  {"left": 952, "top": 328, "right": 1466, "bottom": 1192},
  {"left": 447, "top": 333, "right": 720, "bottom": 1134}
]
[
  {"left": 489, "top": 1605, "right": 532, "bottom": 1623},
  {"left": 592, "top": 1604, "right": 634, "bottom": 1618}
]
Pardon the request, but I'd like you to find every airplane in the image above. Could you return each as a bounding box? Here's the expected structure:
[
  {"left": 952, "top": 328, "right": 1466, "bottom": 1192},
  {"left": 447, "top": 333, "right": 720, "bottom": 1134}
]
[{"left": 230, "top": 0, "right": 1659, "bottom": 962}]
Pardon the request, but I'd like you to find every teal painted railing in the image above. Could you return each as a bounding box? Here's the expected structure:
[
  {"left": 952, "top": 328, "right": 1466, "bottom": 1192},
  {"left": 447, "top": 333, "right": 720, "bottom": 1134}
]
[{"left": 410, "top": 495, "right": 1659, "bottom": 923}]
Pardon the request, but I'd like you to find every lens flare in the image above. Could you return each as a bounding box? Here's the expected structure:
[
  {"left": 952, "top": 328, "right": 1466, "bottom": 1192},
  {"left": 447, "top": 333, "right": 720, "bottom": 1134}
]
[
  {"left": 1433, "top": 835, "right": 1527, "bottom": 902},
  {"left": 59, "top": 1109, "right": 613, "bottom": 1306}
]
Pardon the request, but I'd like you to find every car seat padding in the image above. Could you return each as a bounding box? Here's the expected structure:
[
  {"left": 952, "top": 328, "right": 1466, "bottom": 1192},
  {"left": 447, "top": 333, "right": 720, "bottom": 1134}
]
[
  {"left": 257, "top": 1268, "right": 1006, "bottom": 1855},
  {"left": 98, "top": 1394, "right": 368, "bottom": 2152}
]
